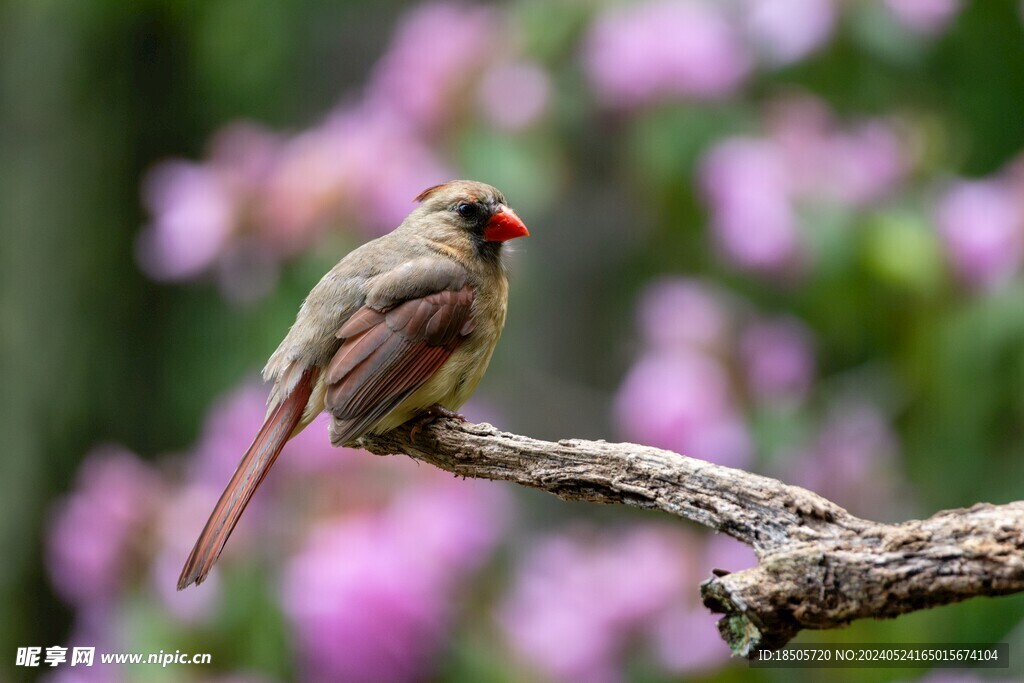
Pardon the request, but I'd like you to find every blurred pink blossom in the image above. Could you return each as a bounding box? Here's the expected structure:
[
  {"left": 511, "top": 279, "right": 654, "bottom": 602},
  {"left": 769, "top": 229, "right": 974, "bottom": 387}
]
[
  {"left": 342, "top": 108, "right": 452, "bottom": 232},
  {"left": 366, "top": 3, "right": 497, "bottom": 131},
  {"left": 500, "top": 526, "right": 687, "bottom": 683},
  {"left": 137, "top": 161, "right": 236, "bottom": 280},
  {"left": 742, "top": 0, "right": 837, "bottom": 66},
  {"left": 615, "top": 349, "right": 752, "bottom": 468},
  {"left": 388, "top": 478, "right": 510, "bottom": 581},
  {"left": 700, "top": 96, "right": 910, "bottom": 277},
  {"left": 281, "top": 515, "right": 445, "bottom": 683},
  {"left": 885, "top": 0, "right": 962, "bottom": 35},
  {"left": 477, "top": 60, "right": 551, "bottom": 131},
  {"left": 136, "top": 142, "right": 295, "bottom": 300},
  {"left": 584, "top": 0, "right": 751, "bottom": 107},
  {"left": 705, "top": 531, "right": 758, "bottom": 572},
  {"left": 636, "top": 278, "right": 732, "bottom": 351},
  {"left": 934, "top": 177, "right": 1024, "bottom": 290},
  {"left": 651, "top": 605, "right": 729, "bottom": 673},
  {"left": 654, "top": 532, "right": 755, "bottom": 673},
  {"left": 768, "top": 96, "right": 907, "bottom": 206},
  {"left": 151, "top": 491, "right": 223, "bottom": 622},
  {"left": 280, "top": 479, "right": 507, "bottom": 683},
  {"left": 283, "top": 411, "right": 357, "bottom": 475},
  {"left": 256, "top": 121, "right": 360, "bottom": 245},
  {"left": 822, "top": 122, "right": 908, "bottom": 205},
  {"left": 261, "top": 105, "right": 450, "bottom": 237},
  {"left": 209, "top": 122, "right": 282, "bottom": 193},
  {"left": 700, "top": 137, "right": 802, "bottom": 275},
  {"left": 499, "top": 525, "right": 736, "bottom": 682},
  {"left": 740, "top": 316, "right": 816, "bottom": 403},
  {"left": 786, "top": 402, "right": 906, "bottom": 518},
  {"left": 190, "top": 383, "right": 270, "bottom": 488},
  {"left": 47, "top": 447, "right": 163, "bottom": 606}
]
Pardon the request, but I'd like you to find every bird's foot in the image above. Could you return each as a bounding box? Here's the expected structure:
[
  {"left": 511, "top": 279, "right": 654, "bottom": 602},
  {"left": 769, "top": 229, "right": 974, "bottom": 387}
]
[{"left": 409, "top": 404, "right": 466, "bottom": 442}]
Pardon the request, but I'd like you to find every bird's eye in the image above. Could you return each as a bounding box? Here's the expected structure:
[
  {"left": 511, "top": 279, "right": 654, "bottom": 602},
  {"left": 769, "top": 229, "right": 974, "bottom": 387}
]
[{"left": 456, "top": 202, "right": 477, "bottom": 219}]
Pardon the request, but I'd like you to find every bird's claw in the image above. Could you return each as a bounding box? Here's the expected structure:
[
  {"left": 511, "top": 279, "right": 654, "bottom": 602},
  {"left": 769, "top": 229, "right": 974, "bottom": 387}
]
[{"left": 409, "top": 404, "right": 466, "bottom": 443}]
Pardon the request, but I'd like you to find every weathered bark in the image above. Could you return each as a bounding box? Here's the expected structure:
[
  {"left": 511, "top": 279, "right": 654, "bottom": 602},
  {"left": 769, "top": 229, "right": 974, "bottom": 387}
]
[{"left": 357, "top": 420, "right": 1024, "bottom": 655}]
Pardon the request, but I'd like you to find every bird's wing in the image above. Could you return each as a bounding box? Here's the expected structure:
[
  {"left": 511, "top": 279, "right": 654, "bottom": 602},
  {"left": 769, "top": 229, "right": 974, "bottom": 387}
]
[{"left": 324, "top": 261, "right": 476, "bottom": 443}]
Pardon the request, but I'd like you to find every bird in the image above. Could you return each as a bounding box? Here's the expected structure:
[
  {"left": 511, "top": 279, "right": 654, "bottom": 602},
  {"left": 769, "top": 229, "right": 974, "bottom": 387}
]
[{"left": 177, "top": 180, "right": 528, "bottom": 590}]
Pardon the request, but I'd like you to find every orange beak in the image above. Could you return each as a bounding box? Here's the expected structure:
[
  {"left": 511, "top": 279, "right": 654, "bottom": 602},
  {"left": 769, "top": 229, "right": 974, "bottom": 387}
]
[{"left": 483, "top": 205, "right": 529, "bottom": 243}]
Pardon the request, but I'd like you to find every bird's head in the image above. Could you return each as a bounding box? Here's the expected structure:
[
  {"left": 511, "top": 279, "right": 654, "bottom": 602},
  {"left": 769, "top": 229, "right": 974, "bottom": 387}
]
[{"left": 408, "top": 180, "right": 529, "bottom": 261}]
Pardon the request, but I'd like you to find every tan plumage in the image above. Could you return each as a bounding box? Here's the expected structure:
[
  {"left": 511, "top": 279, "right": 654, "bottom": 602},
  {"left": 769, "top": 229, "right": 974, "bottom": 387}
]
[{"left": 177, "top": 180, "right": 527, "bottom": 590}]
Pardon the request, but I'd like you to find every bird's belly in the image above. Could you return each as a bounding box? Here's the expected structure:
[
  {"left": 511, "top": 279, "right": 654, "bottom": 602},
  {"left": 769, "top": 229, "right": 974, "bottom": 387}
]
[{"left": 368, "top": 333, "right": 498, "bottom": 434}]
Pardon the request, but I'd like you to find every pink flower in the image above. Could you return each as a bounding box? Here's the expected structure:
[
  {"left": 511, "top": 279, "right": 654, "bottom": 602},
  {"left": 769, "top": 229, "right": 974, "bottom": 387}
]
[
  {"left": 655, "top": 534, "right": 754, "bottom": 672},
  {"left": 151, "top": 484, "right": 232, "bottom": 623},
  {"left": 700, "top": 137, "right": 802, "bottom": 275},
  {"left": 366, "top": 2, "right": 497, "bottom": 131},
  {"left": 823, "top": 121, "right": 907, "bottom": 206},
  {"left": 136, "top": 161, "right": 236, "bottom": 280},
  {"left": 699, "top": 96, "right": 911, "bottom": 279},
  {"left": 584, "top": 0, "right": 751, "bottom": 107},
  {"left": 934, "top": 178, "right": 1024, "bottom": 290},
  {"left": 615, "top": 349, "right": 752, "bottom": 468},
  {"left": 190, "top": 383, "right": 269, "bottom": 489},
  {"left": 264, "top": 105, "right": 451, "bottom": 237},
  {"left": 500, "top": 527, "right": 687, "bottom": 682},
  {"left": 652, "top": 606, "right": 732, "bottom": 673},
  {"left": 742, "top": 0, "right": 837, "bottom": 66},
  {"left": 257, "top": 120, "right": 362, "bottom": 245},
  {"left": 636, "top": 278, "right": 731, "bottom": 351},
  {"left": 477, "top": 60, "right": 551, "bottom": 131},
  {"left": 740, "top": 317, "right": 816, "bottom": 403},
  {"left": 47, "top": 447, "right": 163, "bottom": 606},
  {"left": 281, "top": 515, "right": 446, "bottom": 683},
  {"left": 499, "top": 525, "right": 736, "bottom": 681},
  {"left": 767, "top": 96, "right": 908, "bottom": 206},
  {"left": 786, "top": 402, "right": 908, "bottom": 518},
  {"left": 281, "top": 479, "right": 507, "bottom": 683},
  {"left": 209, "top": 121, "right": 282, "bottom": 192}
]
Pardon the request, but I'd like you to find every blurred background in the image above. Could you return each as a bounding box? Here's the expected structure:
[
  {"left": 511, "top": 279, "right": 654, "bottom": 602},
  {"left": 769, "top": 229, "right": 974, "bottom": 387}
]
[{"left": 3, "top": 0, "right": 1024, "bottom": 680}]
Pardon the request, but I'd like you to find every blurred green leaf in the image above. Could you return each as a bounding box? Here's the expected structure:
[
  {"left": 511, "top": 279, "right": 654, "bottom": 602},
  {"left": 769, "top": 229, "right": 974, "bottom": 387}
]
[{"left": 861, "top": 209, "right": 943, "bottom": 296}]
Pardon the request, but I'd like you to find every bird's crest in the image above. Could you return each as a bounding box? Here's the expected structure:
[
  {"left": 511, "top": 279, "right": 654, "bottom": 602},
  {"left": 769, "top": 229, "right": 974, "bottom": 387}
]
[{"left": 414, "top": 183, "right": 450, "bottom": 203}]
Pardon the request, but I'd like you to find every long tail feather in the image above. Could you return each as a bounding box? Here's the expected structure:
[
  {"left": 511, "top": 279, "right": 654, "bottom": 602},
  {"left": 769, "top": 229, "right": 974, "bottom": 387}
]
[{"left": 177, "top": 369, "right": 316, "bottom": 590}]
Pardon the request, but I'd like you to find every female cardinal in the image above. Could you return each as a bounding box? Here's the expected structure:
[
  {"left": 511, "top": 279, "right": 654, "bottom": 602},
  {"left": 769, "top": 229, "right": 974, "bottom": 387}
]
[{"left": 178, "top": 180, "right": 528, "bottom": 590}]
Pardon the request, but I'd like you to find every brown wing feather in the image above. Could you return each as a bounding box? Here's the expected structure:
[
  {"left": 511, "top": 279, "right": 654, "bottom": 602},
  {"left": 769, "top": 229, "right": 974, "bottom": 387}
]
[{"left": 325, "top": 284, "right": 474, "bottom": 444}]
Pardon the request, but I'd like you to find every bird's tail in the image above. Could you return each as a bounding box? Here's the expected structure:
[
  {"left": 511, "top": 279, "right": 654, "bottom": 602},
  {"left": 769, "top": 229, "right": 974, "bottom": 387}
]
[{"left": 177, "top": 368, "right": 316, "bottom": 590}]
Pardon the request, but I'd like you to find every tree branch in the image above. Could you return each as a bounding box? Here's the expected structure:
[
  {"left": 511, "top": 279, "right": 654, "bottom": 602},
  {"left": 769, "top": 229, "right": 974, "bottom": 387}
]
[{"left": 357, "top": 420, "right": 1024, "bottom": 656}]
